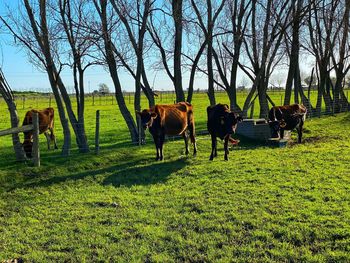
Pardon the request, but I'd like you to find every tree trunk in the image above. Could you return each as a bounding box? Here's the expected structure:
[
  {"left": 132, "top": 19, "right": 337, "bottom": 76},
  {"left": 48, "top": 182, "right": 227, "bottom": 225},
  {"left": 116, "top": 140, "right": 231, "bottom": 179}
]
[
  {"left": 98, "top": 0, "right": 139, "bottom": 143},
  {"left": 45, "top": 68, "right": 71, "bottom": 155},
  {"left": 172, "top": 0, "right": 185, "bottom": 102},
  {"left": 0, "top": 70, "right": 27, "bottom": 161}
]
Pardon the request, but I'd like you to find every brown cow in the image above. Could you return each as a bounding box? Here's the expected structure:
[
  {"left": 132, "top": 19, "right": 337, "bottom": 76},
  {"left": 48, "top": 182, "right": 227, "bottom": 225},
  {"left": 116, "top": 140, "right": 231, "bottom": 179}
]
[
  {"left": 268, "top": 104, "right": 307, "bottom": 143},
  {"left": 22, "top": 107, "right": 58, "bottom": 157},
  {"left": 207, "top": 103, "right": 242, "bottom": 161},
  {"left": 137, "top": 102, "right": 197, "bottom": 161}
]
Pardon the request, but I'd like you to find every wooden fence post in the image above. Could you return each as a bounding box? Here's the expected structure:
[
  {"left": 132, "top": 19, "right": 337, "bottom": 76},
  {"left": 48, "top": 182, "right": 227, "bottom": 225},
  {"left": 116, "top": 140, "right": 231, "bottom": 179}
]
[
  {"left": 32, "top": 112, "right": 40, "bottom": 167},
  {"left": 95, "top": 110, "right": 100, "bottom": 154},
  {"left": 49, "top": 95, "right": 52, "bottom": 107},
  {"left": 92, "top": 94, "right": 95, "bottom": 106}
]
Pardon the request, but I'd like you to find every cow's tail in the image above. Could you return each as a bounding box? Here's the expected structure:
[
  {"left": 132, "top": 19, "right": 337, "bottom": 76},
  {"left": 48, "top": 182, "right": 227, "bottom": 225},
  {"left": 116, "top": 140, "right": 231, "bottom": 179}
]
[
  {"left": 188, "top": 109, "right": 196, "bottom": 144},
  {"left": 50, "top": 116, "right": 55, "bottom": 141}
]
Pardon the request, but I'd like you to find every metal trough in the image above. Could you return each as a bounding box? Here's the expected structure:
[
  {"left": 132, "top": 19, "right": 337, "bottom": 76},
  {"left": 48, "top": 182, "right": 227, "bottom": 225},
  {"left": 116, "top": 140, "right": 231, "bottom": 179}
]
[{"left": 236, "top": 119, "right": 291, "bottom": 142}]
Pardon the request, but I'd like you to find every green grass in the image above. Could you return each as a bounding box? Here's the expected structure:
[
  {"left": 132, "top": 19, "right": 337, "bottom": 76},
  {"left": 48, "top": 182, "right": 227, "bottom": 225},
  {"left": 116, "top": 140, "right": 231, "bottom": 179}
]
[{"left": 0, "top": 92, "right": 350, "bottom": 262}]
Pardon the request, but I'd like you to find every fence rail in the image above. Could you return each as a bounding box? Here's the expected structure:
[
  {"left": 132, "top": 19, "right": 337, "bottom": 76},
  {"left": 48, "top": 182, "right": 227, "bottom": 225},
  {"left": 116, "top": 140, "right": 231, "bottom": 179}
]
[{"left": 0, "top": 112, "right": 40, "bottom": 167}]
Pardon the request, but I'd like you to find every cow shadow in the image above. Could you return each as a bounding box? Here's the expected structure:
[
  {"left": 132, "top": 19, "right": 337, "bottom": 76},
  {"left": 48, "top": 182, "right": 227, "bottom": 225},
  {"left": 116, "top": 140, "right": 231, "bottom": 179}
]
[
  {"left": 19, "top": 157, "right": 188, "bottom": 190},
  {"left": 102, "top": 158, "right": 188, "bottom": 187}
]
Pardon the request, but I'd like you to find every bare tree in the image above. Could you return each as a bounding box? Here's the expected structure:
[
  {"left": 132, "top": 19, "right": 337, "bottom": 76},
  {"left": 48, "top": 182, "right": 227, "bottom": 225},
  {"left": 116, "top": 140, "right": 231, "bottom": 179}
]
[
  {"left": 148, "top": 1, "right": 186, "bottom": 102},
  {"left": 212, "top": 0, "right": 252, "bottom": 111},
  {"left": 191, "top": 0, "right": 226, "bottom": 106},
  {"left": 1, "top": 0, "right": 76, "bottom": 155},
  {"left": 283, "top": 0, "right": 313, "bottom": 113},
  {"left": 240, "top": 0, "right": 292, "bottom": 118},
  {"left": 0, "top": 69, "right": 27, "bottom": 161},
  {"left": 305, "top": 0, "right": 341, "bottom": 116},
  {"left": 111, "top": 0, "right": 156, "bottom": 109},
  {"left": 93, "top": 0, "right": 139, "bottom": 143},
  {"left": 330, "top": 0, "right": 350, "bottom": 113}
]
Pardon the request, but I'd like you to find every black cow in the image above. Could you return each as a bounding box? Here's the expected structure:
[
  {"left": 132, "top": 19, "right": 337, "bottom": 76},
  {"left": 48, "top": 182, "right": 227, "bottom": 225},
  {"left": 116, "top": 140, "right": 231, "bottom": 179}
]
[
  {"left": 207, "top": 103, "right": 242, "bottom": 161},
  {"left": 268, "top": 104, "right": 307, "bottom": 143}
]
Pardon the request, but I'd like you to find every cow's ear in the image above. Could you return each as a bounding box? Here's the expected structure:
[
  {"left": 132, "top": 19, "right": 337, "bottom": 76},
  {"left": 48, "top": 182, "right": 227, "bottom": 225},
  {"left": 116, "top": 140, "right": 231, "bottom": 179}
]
[{"left": 150, "top": 112, "right": 157, "bottom": 118}]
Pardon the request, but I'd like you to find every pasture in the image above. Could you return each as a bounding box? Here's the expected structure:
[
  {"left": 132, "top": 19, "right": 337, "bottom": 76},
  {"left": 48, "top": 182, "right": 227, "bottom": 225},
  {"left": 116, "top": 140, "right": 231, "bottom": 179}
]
[{"left": 0, "top": 92, "right": 350, "bottom": 262}]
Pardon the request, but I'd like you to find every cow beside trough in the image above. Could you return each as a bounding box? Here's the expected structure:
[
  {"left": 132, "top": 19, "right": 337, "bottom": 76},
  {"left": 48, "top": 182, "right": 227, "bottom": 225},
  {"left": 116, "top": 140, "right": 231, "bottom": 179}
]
[{"left": 207, "top": 103, "right": 242, "bottom": 161}]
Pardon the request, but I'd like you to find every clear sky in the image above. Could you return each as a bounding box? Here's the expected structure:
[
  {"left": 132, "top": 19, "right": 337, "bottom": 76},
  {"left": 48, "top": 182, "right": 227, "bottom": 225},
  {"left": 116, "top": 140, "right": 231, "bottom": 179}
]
[
  {"left": 0, "top": 0, "right": 213, "bottom": 93},
  {"left": 0, "top": 1, "right": 306, "bottom": 94}
]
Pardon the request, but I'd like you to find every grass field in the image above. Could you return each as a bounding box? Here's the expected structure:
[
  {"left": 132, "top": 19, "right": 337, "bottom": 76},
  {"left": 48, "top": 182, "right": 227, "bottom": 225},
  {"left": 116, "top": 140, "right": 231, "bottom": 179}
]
[{"left": 0, "top": 92, "right": 350, "bottom": 262}]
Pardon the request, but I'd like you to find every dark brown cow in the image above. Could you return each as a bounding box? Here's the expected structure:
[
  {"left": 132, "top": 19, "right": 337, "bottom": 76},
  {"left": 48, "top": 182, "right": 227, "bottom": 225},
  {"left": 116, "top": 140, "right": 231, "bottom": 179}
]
[
  {"left": 137, "top": 102, "right": 197, "bottom": 161},
  {"left": 22, "top": 107, "right": 58, "bottom": 157},
  {"left": 207, "top": 103, "right": 242, "bottom": 161},
  {"left": 268, "top": 104, "right": 307, "bottom": 143}
]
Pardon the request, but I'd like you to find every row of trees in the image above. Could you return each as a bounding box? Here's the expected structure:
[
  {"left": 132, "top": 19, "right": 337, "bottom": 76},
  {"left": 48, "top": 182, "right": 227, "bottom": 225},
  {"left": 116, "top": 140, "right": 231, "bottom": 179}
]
[{"left": 0, "top": 0, "right": 349, "bottom": 154}]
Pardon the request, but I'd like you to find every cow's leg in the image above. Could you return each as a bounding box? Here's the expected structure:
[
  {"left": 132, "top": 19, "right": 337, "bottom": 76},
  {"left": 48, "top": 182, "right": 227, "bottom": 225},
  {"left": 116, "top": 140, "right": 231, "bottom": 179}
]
[
  {"left": 188, "top": 120, "right": 197, "bottom": 156},
  {"left": 279, "top": 128, "right": 285, "bottom": 140},
  {"left": 152, "top": 135, "right": 160, "bottom": 161},
  {"left": 224, "top": 135, "right": 229, "bottom": 161},
  {"left": 297, "top": 121, "right": 304, "bottom": 143},
  {"left": 209, "top": 135, "right": 216, "bottom": 161},
  {"left": 44, "top": 132, "right": 51, "bottom": 150},
  {"left": 182, "top": 132, "right": 189, "bottom": 155},
  {"left": 214, "top": 139, "right": 217, "bottom": 157},
  {"left": 50, "top": 128, "right": 58, "bottom": 149},
  {"left": 159, "top": 134, "right": 165, "bottom": 161}
]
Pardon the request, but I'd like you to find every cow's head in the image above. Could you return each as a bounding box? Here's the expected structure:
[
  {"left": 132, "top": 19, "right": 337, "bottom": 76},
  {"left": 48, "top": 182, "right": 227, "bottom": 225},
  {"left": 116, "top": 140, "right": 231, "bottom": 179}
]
[
  {"left": 136, "top": 109, "right": 157, "bottom": 129},
  {"left": 222, "top": 112, "right": 243, "bottom": 134},
  {"left": 22, "top": 139, "right": 33, "bottom": 158}
]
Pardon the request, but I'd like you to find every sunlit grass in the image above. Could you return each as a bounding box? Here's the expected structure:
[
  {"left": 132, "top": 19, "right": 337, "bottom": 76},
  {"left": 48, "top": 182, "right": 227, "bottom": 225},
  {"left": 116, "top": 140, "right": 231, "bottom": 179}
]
[{"left": 0, "top": 92, "right": 349, "bottom": 261}]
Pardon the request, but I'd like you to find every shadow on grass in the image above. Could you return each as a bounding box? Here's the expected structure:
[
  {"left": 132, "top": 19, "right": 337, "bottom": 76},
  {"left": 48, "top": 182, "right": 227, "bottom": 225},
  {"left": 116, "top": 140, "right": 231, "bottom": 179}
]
[
  {"left": 20, "top": 157, "right": 189, "bottom": 189},
  {"left": 102, "top": 158, "right": 188, "bottom": 187}
]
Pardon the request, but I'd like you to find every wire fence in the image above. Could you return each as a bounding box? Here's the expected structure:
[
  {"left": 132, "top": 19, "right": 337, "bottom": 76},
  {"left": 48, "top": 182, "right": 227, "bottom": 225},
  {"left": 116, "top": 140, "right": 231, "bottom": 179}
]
[{"left": 0, "top": 90, "right": 349, "bottom": 165}]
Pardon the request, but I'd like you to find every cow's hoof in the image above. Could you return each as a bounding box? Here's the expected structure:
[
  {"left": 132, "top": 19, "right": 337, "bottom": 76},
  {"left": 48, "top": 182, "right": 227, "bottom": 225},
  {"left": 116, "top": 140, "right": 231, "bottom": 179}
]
[{"left": 209, "top": 156, "right": 214, "bottom": 161}]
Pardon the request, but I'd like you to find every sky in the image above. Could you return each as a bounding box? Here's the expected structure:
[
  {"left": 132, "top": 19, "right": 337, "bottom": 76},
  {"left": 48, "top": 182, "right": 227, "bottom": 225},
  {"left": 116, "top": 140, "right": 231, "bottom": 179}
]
[
  {"left": 0, "top": 0, "right": 212, "bottom": 93},
  {"left": 0, "top": 32, "right": 207, "bottom": 93},
  {"left": 0, "top": 1, "right": 315, "bottom": 94}
]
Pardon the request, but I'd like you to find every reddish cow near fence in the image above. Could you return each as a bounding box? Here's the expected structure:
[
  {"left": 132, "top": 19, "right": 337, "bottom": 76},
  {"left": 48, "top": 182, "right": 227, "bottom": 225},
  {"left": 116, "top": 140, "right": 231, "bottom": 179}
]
[
  {"left": 268, "top": 104, "right": 307, "bottom": 143},
  {"left": 137, "top": 102, "right": 197, "bottom": 161},
  {"left": 207, "top": 103, "right": 243, "bottom": 161},
  {"left": 22, "top": 107, "right": 58, "bottom": 157}
]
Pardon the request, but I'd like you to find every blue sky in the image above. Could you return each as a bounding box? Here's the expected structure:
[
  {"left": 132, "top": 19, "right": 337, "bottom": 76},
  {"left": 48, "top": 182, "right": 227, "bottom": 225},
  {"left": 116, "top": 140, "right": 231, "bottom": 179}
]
[
  {"left": 0, "top": 0, "right": 238, "bottom": 94},
  {"left": 0, "top": 0, "right": 301, "bottom": 94}
]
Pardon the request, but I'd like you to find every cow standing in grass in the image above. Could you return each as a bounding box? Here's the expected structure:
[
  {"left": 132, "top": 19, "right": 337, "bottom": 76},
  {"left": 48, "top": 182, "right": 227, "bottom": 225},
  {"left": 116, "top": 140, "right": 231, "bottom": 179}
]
[
  {"left": 137, "top": 102, "right": 197, "bottom": 161},
  {"left": 22, "top": 107, "right": 58, "bottom": 157},
  {"left": 207, "top": 103, "right": 242, "bottom": 161},
  {"left": 268, "top": 104, "right": 307, "bottom": 143}
]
